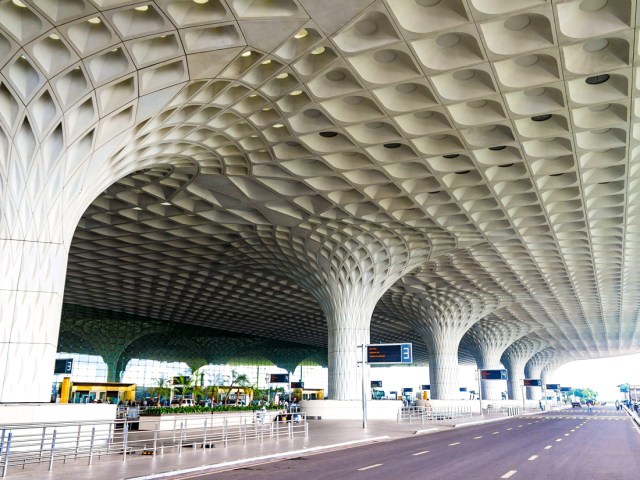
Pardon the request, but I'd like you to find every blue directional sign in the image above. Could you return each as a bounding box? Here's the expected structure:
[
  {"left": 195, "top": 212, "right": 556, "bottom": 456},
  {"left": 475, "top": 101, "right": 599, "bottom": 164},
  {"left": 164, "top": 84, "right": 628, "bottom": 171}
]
[
  {"left": 546, "top": 384, "right": 560, "bottom": 390},
  {"left": 371, "top": 380, "right": 383, "bottom": 388},
  {"left": 54, "top": 359, "right": 73, "bottom": 374},
  {"left": 421, "top": 385, "right": 430, "bottom": 390},
  {"left": 560, "top": 387, "right": 572, "bottom": 393},
  {"left": 367, "top": 343, "right": 413, "bottom": 364},
  {"left": 524, "top": 379, "right": 542, "bottom": 387},
  {"left": 481, "top": 369, "right": 508, "bottom": 380},
  {"left": 460, "top": 387, "right": 468, "bottom": 392}
]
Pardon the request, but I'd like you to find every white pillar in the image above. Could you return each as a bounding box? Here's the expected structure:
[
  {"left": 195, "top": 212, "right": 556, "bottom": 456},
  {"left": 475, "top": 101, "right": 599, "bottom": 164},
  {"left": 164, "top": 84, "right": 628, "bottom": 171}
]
[
  {"left": 326, "top": 304, "right": 371, "bottom": 401},
  {"left": 506, "top": 361, "right": 526, "bottom": 401},
  {"left": 478, "top": 359, "right": 505, "bottom": 401},
  {"left": 0, "top": 240, "right": 68, "bottom": 402},
  {"left": 426, "top": 336, "right": 460, "bottom": 400}
]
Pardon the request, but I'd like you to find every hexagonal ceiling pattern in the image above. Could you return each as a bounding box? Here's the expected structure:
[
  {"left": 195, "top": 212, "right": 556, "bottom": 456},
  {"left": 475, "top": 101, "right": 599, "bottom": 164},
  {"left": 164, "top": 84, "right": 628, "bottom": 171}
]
[{"left": 2, "top": 0, "right": 640, "bottom": 373}]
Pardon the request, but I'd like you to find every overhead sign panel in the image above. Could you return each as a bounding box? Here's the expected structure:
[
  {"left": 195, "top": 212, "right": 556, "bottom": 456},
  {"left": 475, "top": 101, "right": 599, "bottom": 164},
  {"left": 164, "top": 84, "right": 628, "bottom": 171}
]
[
  {"left": 366, "top": 343, "right": 413, "bottom": 364},
  {"left": 546, "top": 384, "right": 560, "bottom": 390},
  {"left": 480, "top": 369, "right": 508, "bottom": 380},
  {"left": 560, "top": 387, "right": 572, "bottom": 392},
  {"left": 421, "top": 385, "right": 430, "bottom": 390},
  {"left": 524, "top": 379, "right": 542, "bottom": 387},
  {"left": 269, "top": 373, "right": 289, "bottom": 383},
  {"left": 290, "top": 381, "right": 304, "bottom": 389},
  {"left": 54, "top": 359, "right": 73, "bottom": 374},
  {"left": 371, "top": 380, "right": 382, "bottom": 388}
]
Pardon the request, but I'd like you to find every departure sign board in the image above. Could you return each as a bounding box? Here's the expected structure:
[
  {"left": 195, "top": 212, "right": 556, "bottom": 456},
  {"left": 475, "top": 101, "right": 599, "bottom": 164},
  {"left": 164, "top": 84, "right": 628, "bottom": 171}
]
[
  {"left": 366, "top": 343, "right": 413, "bottom": 364},
  {"left": 421, "top": 385, "right": 430, "bottom": 390},
  {"left": 480, "top": 369, "right": 508, "bottom": 380},
  {"left": 524, "top": 379, "right": 542, "bottom": 387},
  {"left": 54, "top": 359, "right": 73, "bottom": 374},
  {"left": 546, "top": 384, "right": 560, "bottom": 390},
  {"left": 560, "top": 387, "right": 572, "bottom": 392},
  {"left": 371, "top": 380, "right": 382, "bottom": 388}
]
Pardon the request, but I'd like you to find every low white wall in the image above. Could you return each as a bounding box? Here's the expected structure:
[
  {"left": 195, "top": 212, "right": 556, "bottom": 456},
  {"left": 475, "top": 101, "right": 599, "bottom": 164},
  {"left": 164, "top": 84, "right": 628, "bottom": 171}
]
[
  {"left": 0, "top": 403, "right": 116, "bottom": 425},
  {"left": 0, "top": 404, "right": 117, "bottom": 452},
  {"left": 300, "top": 400, "right": 401, "bottom": 420},
  {"left": 138, "top": 411, "right": 258, "bottom": 432}
]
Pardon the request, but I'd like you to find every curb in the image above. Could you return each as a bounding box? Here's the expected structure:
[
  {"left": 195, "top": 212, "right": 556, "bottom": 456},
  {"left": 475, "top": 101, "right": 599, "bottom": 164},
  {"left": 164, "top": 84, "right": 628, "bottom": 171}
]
[
  {"left": 126, "top": 436, "right": 392, "bottom": 480},
  {"left": 453, "top": 410, "right": 546, "bottom": 429}
]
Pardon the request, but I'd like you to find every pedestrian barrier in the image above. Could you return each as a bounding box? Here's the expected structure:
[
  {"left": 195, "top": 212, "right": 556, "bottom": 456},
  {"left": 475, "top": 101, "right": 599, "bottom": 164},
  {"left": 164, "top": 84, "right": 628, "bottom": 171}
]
[
  {"left": 0, "top": 410, "right": 308, "bottom": 477},
  {"left": 397, "top": 406, "right": 472, "bottom": 423}
]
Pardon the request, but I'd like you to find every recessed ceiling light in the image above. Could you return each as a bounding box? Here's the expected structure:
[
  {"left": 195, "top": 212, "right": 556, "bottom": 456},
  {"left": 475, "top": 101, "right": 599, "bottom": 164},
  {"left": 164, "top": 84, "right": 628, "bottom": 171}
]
[
  {"left": 161, "top": 202, "right": 171, "bottom": 206},
  {"left": 49, "top": 33, "right": 60, "bottom": 40},
  {"left": 531, "top": 114, "right": 552, "bottom": 122},
  {"left": 88, "top": 17, "right": 101, "bottom": 24},
  {"left": 193, "top": 0, "right": 209, "bottom": 3},
  {"left": 134, "top": 5, "right": 149, "bottom": 11},
  {"left": 133, "top": 207, "right": 142, "bottom": 211},
  {"left": 262, "top": 59, "right": 272, "bottom": 65},
  {"left": 311, "top": 46, "right": 325, "bottom": 55},
  {"left": 12, "top": 0, "right": 26, "bottom": 7},
  {"left": 276, "top": 72, "right": 289, "bottom": 79},
  {"left": 294, "top": 29, "right": 308, "bottom": 39},
  {"left": 585, "top": 74, "right": 610, "bottom": 85},
  {"left": 290, "top": 90, "right": 303, "bottom": 96},
  {"left": 273, "top": 123, "right": 284, "bottom": 128},
  {"left": 241, "top": 51, "right": 252, "bottom": 57}
]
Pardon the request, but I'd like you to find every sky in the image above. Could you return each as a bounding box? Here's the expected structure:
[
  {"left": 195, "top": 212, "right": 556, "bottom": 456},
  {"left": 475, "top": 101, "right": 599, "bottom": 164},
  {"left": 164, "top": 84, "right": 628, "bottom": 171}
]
[{"left": 369, "top": 352, "right": 640, "bottom": 401}]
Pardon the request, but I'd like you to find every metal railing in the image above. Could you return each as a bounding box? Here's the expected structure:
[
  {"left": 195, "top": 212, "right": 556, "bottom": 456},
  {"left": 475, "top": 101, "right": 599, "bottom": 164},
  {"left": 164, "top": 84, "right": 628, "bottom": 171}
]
[
  {"left": 397, "top": 405, "right": 473, "bottom": 423},
  {"left": 0, "top": 410, "right": 308, "bottom": 477}
]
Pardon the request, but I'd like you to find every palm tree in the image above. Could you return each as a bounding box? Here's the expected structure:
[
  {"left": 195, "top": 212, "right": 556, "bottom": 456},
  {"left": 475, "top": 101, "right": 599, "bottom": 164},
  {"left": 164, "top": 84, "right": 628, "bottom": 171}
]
[
  {"left": 150, "top": 377, "right": 170, "bottom": 406},
  {"left": 225, "top": 369, "right": 251, "bottom": 406}
]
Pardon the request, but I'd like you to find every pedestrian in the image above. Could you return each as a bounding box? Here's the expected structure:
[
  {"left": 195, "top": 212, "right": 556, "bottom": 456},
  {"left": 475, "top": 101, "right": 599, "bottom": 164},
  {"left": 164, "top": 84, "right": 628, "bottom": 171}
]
[
  {"left": 615, "top": 399, "right": 620, "bottom": 411},
  {"left": 587, "top": 400, "right": 593, "bottom": 413}
]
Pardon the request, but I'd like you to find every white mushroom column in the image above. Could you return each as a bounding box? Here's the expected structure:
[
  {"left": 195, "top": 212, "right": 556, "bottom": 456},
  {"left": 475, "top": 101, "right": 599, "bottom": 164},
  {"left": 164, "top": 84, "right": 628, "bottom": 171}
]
[
  {"left": 254, "top": 223, "right": 432, "bottom": 401},
  {"left": 383, "top": 289, "right": 497, "bottom": 400},
  {"left": 460, "top": 312, "right": 532, "bottom": 401},
  {"left": 501, "top": 337, "right": 546, "bottom": 401},
  {"left": 525, "top": 349, "right": 557, "bottom": 400}
]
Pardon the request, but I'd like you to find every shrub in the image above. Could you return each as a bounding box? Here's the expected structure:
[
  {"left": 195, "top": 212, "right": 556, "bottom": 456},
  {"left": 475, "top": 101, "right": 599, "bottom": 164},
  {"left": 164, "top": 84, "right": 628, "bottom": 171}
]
[{"left": 141, "top": 404, "right": 281, "bottom": 416}]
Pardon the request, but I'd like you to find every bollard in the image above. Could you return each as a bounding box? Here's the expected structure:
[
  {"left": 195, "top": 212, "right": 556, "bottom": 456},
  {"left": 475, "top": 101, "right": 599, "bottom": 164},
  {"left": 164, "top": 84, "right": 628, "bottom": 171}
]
[
  {"left": 178, "top": 422, "right": 183, "bottom": 454},
  {"left": 1, "top": 432, "right": 12, "bottom": 478},
  {"left": 304, "top": 418, "right": 309, "bottom": 438},
  {"left": 153, "top": 425, "right": 158, "bottom": 455},
  {"left": 223, "top": 419, "right": 228, "bottom": 447},
  {"left": 88, "top": 427, "right": 96, "bottom": 465},
  {"left": 202, "top": 419, "right": 208, "bottom": 449},
  {"left": 48, "top": 430, "right": 57, "bottom": 472},
  {"left": 0, "top": 429, "right": 5, "bottom": 459}
]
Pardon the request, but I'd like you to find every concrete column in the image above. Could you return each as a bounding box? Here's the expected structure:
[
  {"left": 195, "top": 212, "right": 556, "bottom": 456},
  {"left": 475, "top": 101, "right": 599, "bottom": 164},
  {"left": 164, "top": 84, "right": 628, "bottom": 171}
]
[
  {"left": 525, "top": 348, "right": 557, "bottom": 401},
  {"left": 326, "top": 304, "right": 371, "bottom": 401},
  {"left": 501, "top": 337, "right": 547, "bottom": 401},
  {"left": 425, "top": 334, "right": 461, "bottom": 400},
  {"left": 477, "top": 358, "right": 505, "bottom": 401},
  {"left": 0, "top": 240, "right": 69, "bottom": 402}
]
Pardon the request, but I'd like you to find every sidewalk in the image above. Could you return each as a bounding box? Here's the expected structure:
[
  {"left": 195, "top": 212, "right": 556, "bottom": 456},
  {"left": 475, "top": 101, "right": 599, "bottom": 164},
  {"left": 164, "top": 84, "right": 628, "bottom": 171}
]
[{"left": 4, "top": 410, "right": 542, "bottom": 480}]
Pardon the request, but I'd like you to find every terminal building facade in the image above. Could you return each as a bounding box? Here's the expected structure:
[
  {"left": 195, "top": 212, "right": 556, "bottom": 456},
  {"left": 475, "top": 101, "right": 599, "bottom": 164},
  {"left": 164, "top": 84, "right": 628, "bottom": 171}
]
[{"left": 1, "top": 0, "right": 639, "bottom": 410}]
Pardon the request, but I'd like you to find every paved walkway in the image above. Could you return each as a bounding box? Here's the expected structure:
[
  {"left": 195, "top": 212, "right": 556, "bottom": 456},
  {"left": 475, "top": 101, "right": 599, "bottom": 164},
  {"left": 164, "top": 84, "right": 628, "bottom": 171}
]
[{"left": 5, "top": 410, "right": 546, "bottom": 480}]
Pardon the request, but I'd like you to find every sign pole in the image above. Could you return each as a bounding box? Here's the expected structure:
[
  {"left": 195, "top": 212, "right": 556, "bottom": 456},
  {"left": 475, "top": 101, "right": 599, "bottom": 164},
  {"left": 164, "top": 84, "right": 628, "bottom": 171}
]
[
  {"left": 522, "top": 383, "right": 526, "bottom": 411},
  {"left": 477, "top": 370, "right": 483, "bottom": 416},
  {"left": 361, "top": 344, "right": 367, "bottom": 429}
]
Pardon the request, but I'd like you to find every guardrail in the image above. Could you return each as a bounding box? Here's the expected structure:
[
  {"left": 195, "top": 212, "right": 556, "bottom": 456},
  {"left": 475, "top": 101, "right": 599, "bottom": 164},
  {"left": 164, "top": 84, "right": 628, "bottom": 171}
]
[
  {"left": 397, "top": 405, "right": 473, "bottom": 423},
  {"left": 0, "top": 410, "right": 307, "bottom": 477}
]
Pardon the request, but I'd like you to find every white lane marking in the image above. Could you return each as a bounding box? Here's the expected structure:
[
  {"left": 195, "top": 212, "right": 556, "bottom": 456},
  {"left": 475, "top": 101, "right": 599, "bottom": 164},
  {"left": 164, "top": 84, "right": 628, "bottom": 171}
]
[
  {"left": 474, "top": 436, "right": 483, "bottom": 439},
  {"left": 528, "top": 455, "right": 538, "bottom": 461},
  {"left": 507, "top": 428, "right": 513, "bottom": 431},
  {"left": 571, "top": 430, "right": 575, "bottom": 432},
  {"left": 413, "top": 451, "right": 429, "bottom": 456},
  {"left": 501, "top": 470, "right": 517, "bottom": 478},
  {"left": 518, "top": 425, "right": 523, "bottom": 428},
  {"left": 493, "top": 431, "right": 500, "bottom": 435},
  {"left": 449, "top": 442, "right": 461, "bottom": 446},
  {"left": 358, "top": 464, "right": 383, "bottom": 471},
  {"left": 556, "top": 439, "right": 562, "bottom": 442},
  {"left": 544, "top": 445, "right": 552, "bottom": 450},
  {"left": 564, "top": 433, "right": 570, "bottom": 436}
]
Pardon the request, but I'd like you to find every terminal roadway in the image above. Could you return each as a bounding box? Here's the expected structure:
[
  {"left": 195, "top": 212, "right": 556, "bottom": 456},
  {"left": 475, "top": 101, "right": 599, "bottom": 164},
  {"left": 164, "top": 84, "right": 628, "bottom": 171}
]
[{"left": 183, "top": 407, "right": 640, "bottom": 480}]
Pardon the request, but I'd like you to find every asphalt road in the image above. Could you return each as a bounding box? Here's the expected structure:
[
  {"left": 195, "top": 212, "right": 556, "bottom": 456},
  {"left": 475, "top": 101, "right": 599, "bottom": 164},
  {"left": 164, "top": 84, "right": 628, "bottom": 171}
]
[{"left": 180, "top": 406, "right": 640, "bottom": 480}]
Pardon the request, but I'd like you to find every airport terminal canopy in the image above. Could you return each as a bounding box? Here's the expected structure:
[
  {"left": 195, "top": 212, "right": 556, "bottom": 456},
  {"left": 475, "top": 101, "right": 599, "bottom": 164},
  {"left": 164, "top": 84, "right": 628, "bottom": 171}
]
[{"left": 1, "top": 0, "right": 640, "bottom": 402}]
